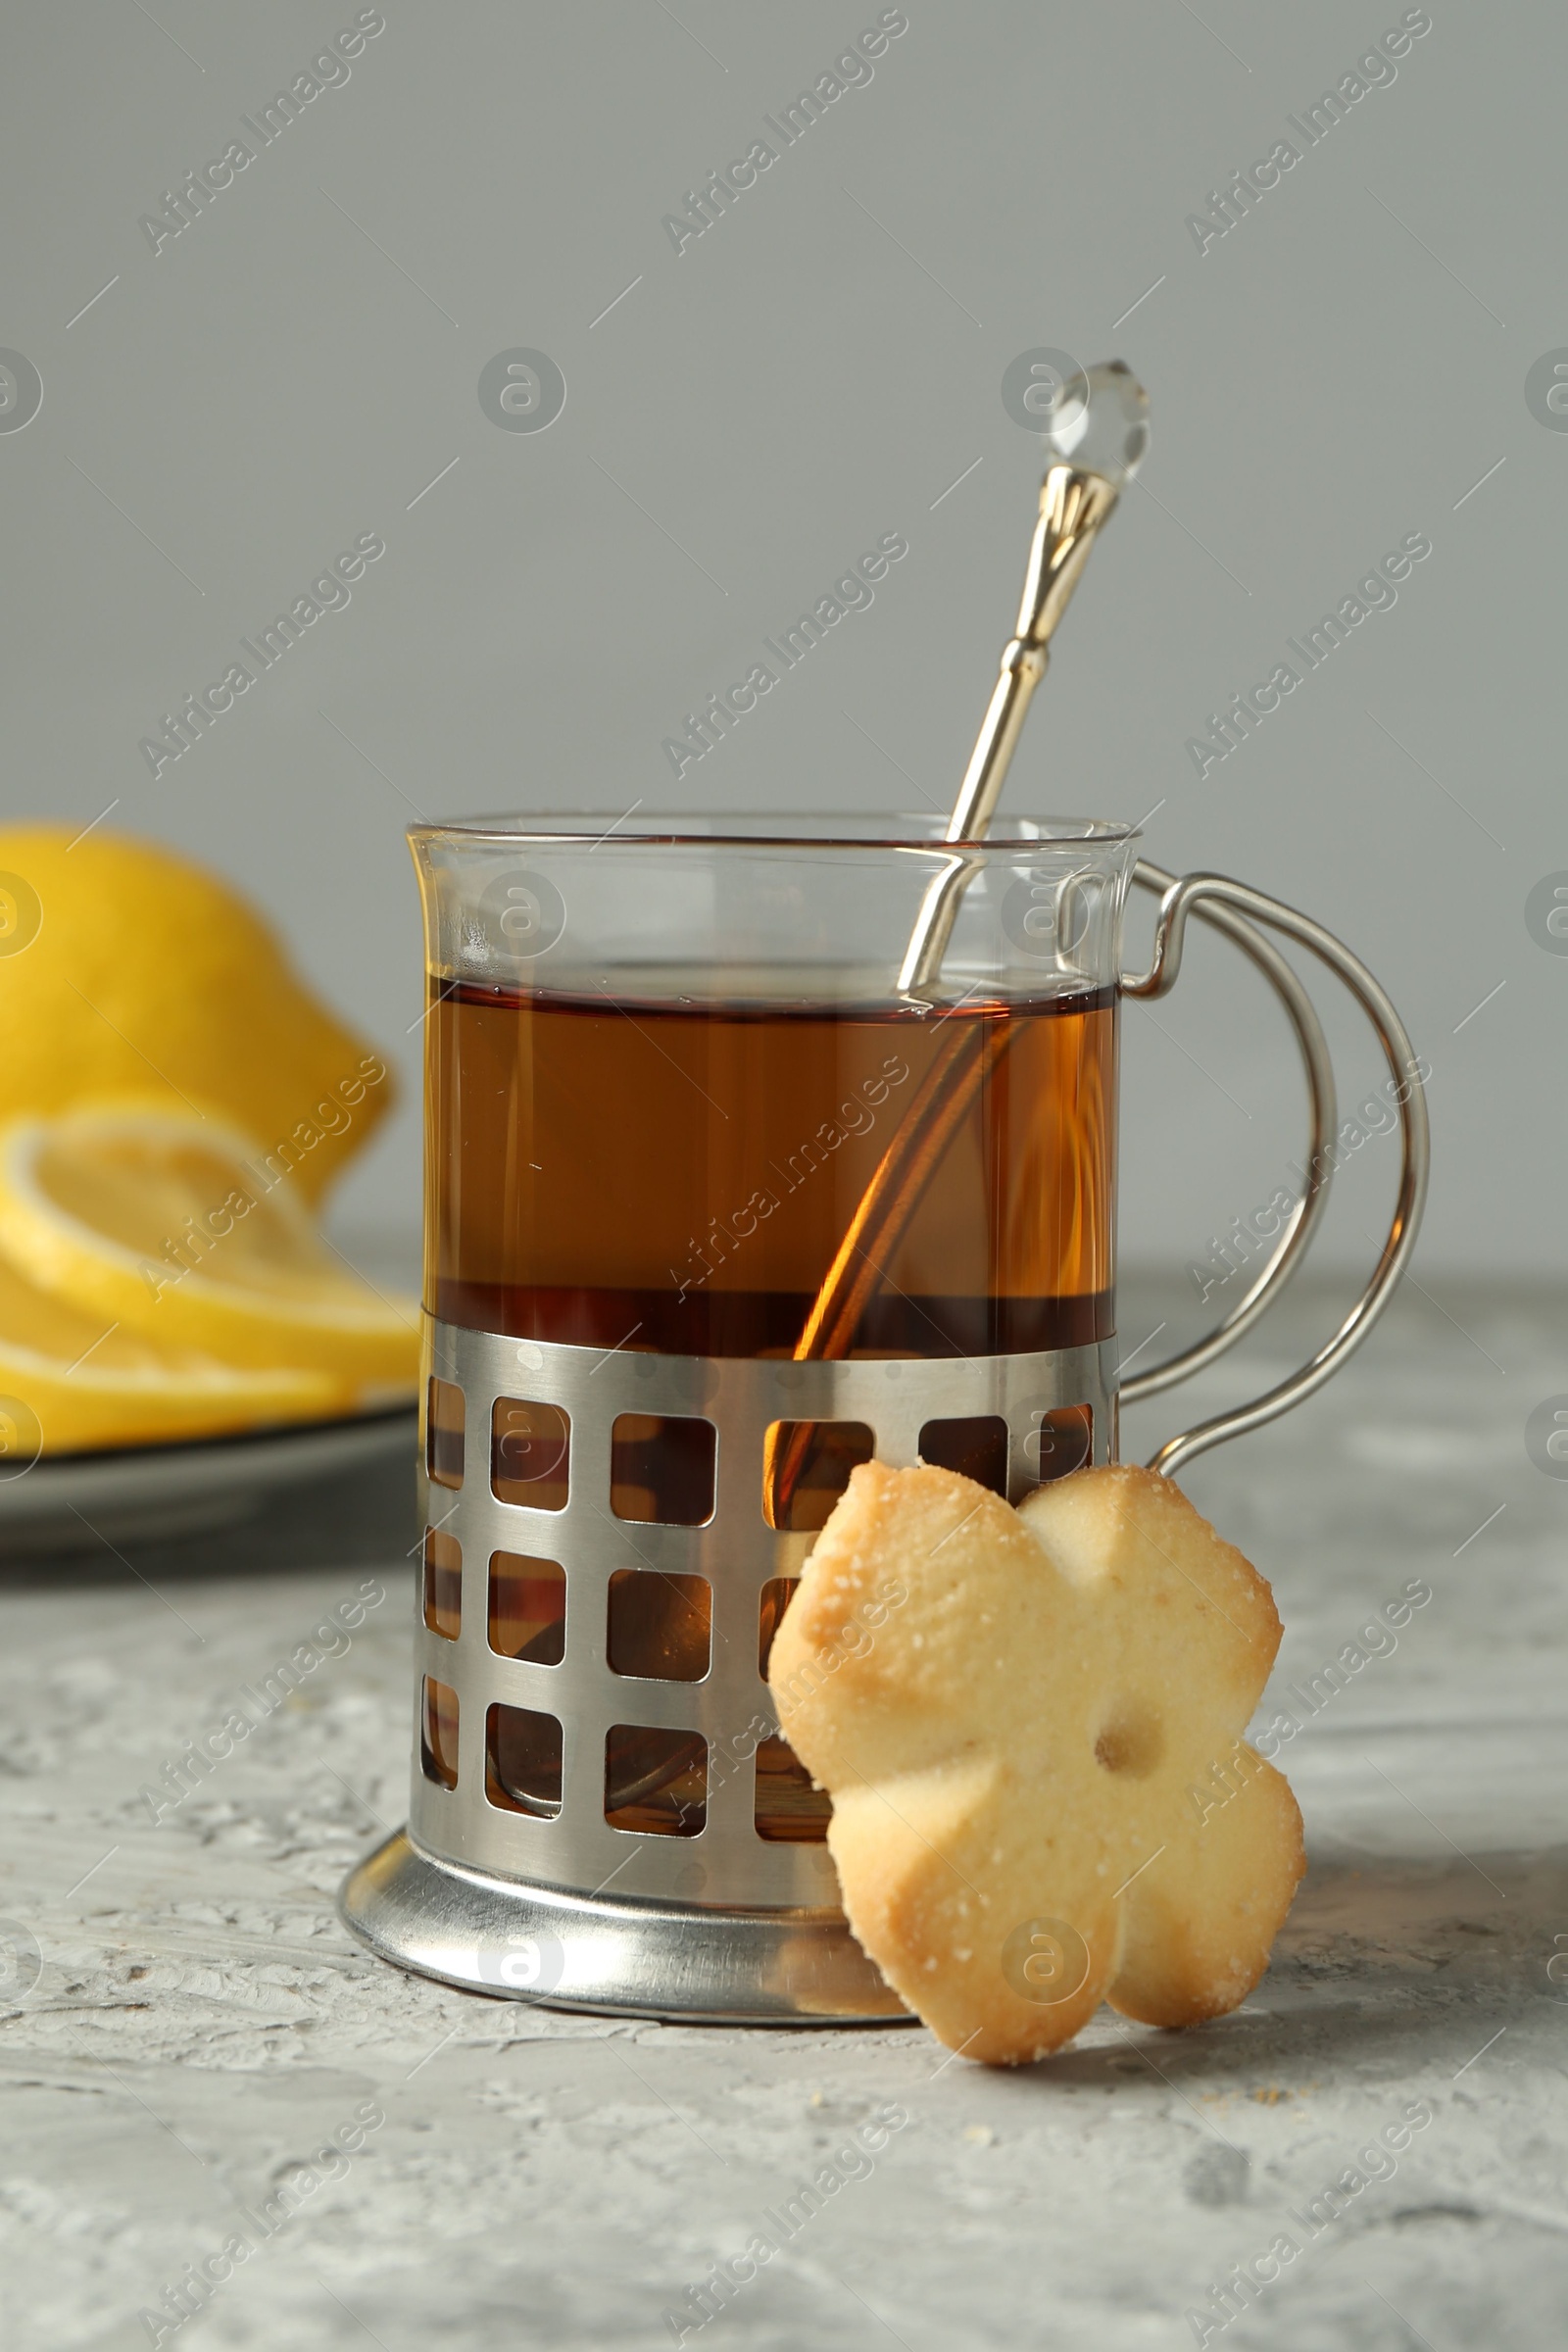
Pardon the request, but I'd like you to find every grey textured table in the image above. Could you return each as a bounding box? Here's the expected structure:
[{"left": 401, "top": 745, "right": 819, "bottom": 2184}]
[{"left": 2, "top": 1275, "right": 1564, "bottom": 2352}]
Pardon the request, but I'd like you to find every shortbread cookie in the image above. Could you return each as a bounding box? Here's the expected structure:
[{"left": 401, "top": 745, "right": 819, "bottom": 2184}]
[{"left": 768, "top": 1461, "right": 1304, "bottom": 2064}]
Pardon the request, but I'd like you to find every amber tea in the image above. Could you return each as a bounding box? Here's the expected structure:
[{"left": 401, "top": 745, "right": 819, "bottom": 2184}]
[{"left": 426, "top": 977, "right": 1117, "bottom": 1363}]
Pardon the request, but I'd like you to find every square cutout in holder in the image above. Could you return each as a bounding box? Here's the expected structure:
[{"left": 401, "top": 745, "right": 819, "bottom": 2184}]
[
  {"left": 758, "top": 1576, "right": 799, "bottom": 1678},
  {"left": 485, "top": 1701, "right": 564, "bottom": 1818},
  {"left": 611, "top": 1413, "right": 716, "bottom": 1526},
  {"left": 420, "top": 1676, "right": 459, "bottom": 1789},
  {"left": 422, "top": 1528, "right": 462, "bottom": 1640},
  {"left": 1018, "top": 1403, "right": 1094, "bottom": 1491},
  {"left": 426, "top": 1378, "right": 465, "bottom": 1491},
  {"left": 607, "top": 1569, "right": 711, "bottom": 1682},
  {"left": 605, "top": 1725, "right": 708, "bottom": 1836},
  {"left": 488, "top": 1551, "right": 566, "bottom": 1665},
  {"left": 491, "top": 1398, "right": 570, "bottom": 1510},
  {"left": 761, "top": 1420, "right": 874, "bottom": 1533},
  {"left": 919, "top": 1413, "right": 1009, "bottom": 1495},
  {"left": 754, "top": 1733, "right": 831, "bottom": 1842}
]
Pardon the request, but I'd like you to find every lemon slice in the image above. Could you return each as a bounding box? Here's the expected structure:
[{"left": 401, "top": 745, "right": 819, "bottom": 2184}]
[
  {"left": 0, "top": 1249, "right": 347, "bottom": 1455},
  {"left": 0, "top": 1104, "right": 420, "bottom": 1386}
]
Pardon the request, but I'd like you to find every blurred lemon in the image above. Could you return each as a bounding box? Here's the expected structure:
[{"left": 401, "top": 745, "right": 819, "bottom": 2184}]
[
  {"left": 0, "top": 826, "right": 392, "bottom": 1202},
  {"left": 0, "top": 1248, "right": 347, "bottom": 1456},
  {"left": 0, "top": 1104, "right": 420, "bottom": 1391}
]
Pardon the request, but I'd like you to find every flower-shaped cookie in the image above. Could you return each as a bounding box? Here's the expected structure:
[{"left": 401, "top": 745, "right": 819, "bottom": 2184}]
[{"left": 768, "top": 1460, "right": 1304, "bottom": 2064}]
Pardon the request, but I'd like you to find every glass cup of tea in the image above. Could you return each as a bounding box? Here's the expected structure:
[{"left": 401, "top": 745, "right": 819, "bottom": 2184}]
[{"left": 339, "top": 813, "right": 1427, "bottom": 2023}]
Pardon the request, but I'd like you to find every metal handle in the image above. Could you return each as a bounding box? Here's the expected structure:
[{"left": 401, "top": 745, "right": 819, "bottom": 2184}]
[{"left": 1119, "top": 863, "right": 1430, "bottom": 1480}]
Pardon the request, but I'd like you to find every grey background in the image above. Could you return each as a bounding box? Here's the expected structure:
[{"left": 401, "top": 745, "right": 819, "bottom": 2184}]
[{"left": 0, "top": 0, "right": 1560, "bottom": 1292}]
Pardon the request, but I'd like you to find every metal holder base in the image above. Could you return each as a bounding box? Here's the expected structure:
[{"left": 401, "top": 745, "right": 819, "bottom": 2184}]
[
  {"left": 340, "top": 1320, "right": 1115, "bottom": 2024},
  {"left": 339, "top": 1828, "right": 911, "bottom": 2026}
]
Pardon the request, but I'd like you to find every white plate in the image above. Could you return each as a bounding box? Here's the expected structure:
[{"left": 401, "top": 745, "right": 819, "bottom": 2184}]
[{"left": 0, "top": 1407, "right": 418, "bottom": 1557}]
